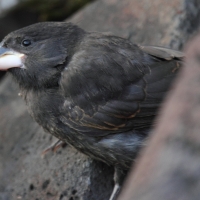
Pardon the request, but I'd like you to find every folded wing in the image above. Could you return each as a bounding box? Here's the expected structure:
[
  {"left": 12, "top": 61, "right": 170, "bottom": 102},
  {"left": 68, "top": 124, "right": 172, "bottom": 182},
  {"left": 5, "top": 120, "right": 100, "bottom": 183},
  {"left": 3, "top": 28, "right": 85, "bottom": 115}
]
[{"left": 60, "top": 36, "right": 183, "bottom": 137}]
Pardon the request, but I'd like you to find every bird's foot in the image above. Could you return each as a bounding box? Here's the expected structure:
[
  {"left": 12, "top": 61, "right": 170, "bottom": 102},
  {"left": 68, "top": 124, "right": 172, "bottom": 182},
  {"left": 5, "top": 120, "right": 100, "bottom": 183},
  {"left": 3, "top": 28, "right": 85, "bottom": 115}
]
[
  {"left": 41, "top": 139, "right": 66, "bottom": 156},
  {"left": 109, "top": 183, "right": 120, "bottom": 200},
  {"left": 109, "top": 167, "right": 128, "bottom": 200}
]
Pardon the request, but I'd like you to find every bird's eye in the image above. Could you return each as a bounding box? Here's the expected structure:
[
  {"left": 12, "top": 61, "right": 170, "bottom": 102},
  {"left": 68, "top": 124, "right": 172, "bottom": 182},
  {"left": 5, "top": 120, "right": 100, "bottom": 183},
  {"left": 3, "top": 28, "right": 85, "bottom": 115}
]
[{"left": 22, "top": 39, "right": 32, "bottom": 47}]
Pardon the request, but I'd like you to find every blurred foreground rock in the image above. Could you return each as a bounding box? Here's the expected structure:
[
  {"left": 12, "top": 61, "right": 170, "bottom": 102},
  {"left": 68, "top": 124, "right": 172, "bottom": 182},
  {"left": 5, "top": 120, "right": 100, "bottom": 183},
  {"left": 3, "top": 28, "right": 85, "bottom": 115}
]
[
  {"left": 0, "top": 0, "right": 200, "bottom": 199},
  {"left": 118, "top": 34, "right": 200, "bottom": 200}
]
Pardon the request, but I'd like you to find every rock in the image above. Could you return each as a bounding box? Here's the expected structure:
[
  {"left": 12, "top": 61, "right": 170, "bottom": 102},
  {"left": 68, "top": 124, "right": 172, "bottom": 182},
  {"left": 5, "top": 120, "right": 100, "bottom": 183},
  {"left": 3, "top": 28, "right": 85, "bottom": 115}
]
[
  {"left": 0, "top": 0, "right": 200, "bottom": 199},
  {"left": 118, "top": 32, "right": 200, "bottom": 200}
]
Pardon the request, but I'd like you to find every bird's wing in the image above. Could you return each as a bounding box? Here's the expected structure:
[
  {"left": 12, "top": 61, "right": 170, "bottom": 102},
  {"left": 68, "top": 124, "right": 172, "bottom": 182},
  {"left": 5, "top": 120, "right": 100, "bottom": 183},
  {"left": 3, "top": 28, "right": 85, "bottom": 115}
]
[
  {"left": 59, "top": 39, "right": 183, "bottom": 137},
  {"left": 138, "top": 45, "right": 184, "bottom": 60}
]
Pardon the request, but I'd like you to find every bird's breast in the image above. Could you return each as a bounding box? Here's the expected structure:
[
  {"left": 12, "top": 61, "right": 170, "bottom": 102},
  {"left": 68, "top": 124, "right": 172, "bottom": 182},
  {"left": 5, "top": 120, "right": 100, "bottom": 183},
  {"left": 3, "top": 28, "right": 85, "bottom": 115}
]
[{"left": 22, "top": 89, "right": 148, "bottom": 169}]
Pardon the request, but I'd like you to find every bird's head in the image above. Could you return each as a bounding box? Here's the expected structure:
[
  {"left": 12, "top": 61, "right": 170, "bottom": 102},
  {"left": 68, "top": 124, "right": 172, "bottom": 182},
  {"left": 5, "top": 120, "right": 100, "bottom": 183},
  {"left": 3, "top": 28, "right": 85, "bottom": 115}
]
[{"left": 0, "top": 22, "right": 85, "bottom": 90}]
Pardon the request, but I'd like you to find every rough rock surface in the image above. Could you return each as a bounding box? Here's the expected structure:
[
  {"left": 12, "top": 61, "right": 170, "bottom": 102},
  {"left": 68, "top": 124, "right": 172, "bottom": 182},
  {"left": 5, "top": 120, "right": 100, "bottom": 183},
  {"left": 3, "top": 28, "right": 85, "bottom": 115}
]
[{"left": 0, "top": 0, "right": 200, "bottom": 200}]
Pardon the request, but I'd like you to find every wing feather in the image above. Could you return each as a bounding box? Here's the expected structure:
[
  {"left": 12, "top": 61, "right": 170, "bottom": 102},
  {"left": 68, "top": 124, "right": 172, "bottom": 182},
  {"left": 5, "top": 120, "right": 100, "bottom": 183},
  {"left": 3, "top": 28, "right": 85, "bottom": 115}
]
[{"left": 59, "top": 34, "right": 183, "bottom": 136}]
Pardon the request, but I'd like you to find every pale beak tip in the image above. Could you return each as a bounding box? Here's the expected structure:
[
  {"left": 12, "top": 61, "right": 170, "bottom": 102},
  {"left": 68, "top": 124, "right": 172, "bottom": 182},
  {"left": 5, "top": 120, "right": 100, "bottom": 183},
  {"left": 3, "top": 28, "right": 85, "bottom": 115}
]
[{"left": 0, "top": 54, "right": 23, "bottom": 70}]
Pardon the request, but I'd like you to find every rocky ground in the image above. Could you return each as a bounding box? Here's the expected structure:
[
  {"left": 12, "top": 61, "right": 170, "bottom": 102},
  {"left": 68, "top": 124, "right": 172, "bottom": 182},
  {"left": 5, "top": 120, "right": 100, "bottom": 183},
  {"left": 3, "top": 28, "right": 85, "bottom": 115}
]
[{"left": 0, "top": 0, "right": 200, "bottom": 200}]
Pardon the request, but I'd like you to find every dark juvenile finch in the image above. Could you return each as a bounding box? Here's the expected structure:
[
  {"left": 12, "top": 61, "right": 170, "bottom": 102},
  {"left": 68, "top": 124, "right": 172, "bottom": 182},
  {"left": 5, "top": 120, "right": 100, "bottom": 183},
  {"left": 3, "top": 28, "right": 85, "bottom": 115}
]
[{"left": 0, "top": 22, "right": 183, "bottom": 200}]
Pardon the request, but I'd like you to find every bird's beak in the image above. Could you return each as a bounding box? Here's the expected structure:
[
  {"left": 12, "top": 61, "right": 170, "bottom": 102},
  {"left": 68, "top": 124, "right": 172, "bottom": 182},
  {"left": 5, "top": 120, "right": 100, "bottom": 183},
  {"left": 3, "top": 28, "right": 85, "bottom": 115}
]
[{"left": 0, "top": 46, "right": 25, "bottom": 71}]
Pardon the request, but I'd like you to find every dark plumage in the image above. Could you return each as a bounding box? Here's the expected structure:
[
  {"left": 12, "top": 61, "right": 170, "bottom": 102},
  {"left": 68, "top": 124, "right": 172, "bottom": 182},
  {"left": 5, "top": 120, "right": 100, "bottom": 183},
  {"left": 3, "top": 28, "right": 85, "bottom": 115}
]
[{"left": 0, "top": 22, "right": 183, "bottom": 200}]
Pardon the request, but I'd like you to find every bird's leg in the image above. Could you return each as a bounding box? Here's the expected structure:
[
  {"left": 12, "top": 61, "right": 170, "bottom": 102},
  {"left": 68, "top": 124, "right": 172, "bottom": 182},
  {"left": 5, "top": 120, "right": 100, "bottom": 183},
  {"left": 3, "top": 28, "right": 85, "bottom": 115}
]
[
  {"left": 109, "top": 167, "right": 128, "bottom": 200},
  {"left": 109, "top": 183, "right": 120, "bottom": 200},
  {"left": 41, "top": 139, "right": 66, "bottom": 156}
]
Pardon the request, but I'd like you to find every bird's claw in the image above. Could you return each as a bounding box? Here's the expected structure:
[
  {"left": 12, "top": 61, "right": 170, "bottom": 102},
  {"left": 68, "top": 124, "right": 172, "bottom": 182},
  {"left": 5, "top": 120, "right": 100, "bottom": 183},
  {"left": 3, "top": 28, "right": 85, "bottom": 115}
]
[{"left": 41, "top": 139, "right": 66, "bottom": 156}]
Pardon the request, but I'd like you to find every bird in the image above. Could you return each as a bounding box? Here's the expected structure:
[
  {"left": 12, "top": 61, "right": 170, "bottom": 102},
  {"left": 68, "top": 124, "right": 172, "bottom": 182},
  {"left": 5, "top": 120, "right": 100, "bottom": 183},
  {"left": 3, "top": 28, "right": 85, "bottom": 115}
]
[{"left": 0, "top": 22, "right": 184, "bottom": 200}]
